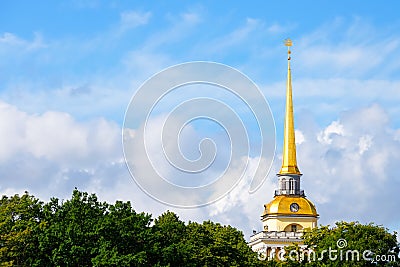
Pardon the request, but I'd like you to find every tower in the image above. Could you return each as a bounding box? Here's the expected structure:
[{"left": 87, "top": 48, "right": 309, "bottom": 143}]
[{"left": 249, "top": 39, "right": 318, "bottom": 260}]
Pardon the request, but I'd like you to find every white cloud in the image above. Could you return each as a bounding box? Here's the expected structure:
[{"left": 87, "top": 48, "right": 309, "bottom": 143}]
[
  {"left": 209, "top": 104, "right": 400, "bottom": 238},
  {"left": 0, "top": 32, "right": 46, "bottom": 51},
  {"left": 141, "top": 11, "right": 201, "bottom": 51},
  {"left": 358, "top": 135, "right": 372, "bottom": 155},
  {"left": 1, "top": 100, "right": 399, "bottom": 240},
  {"left": 202, "top": 18, "right": 261, "bottom": 55},
  {"left": 317, "top": 121, "right": 344, "bottom": 145},
  {"left": 0, "top": 32, "right": 25, "bottom": 45},
  {"left": 0, "top": 100, "right": 125, "bottom": 201},
  {"left": 207, "top": 156, "right": 276, "bottom": 217},
  {"left": 0, "top": 101, "right": 120, "bottom": 165},
  {"left": 119, "top": 10, "right": 152, "bottom": 32},
  {"left": 295, "top": 104, "right": 400, "bottom": 228},
  {"left": 267, "top": 23, "right": 286, "bottom": 34},
  {"left": 296, "top": 18, "right": 400, "bottom": 78},
  {"left": 181, "top": 12, "right": 201, "bottom": 24},
  {"left": 295, "top": 129, "right": 305, "bottom": 145}
]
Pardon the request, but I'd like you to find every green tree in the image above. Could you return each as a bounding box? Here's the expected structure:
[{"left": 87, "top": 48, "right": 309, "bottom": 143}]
[
  {"left": 147, "top": 212, "right": 262, "bottom": 267},
  {"left": 0, "top": 192, "right": 43, "bottom": 267},
  {"left": 91, "top": 200, "right": 152, "bottom": 266},
  {"left": 14, "top": 189, "right": 398, "bottom": 267},
  {"left": 186, "top": 220, "right": 260, "bottom": 266},
  {"left": 149, "top": 211, "right": 192, "bottom": 266},
  {"left": 38, "top": 189, "right": 108, "bottom": 266},
  {"left": 283, "top": 221, "right": 399, "bottom": 267}
]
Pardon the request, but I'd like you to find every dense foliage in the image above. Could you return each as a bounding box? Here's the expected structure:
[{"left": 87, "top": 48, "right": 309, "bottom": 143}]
[
  {"left": 0, "top": 190, "right": 398, "bottom": 266},
  {"left": 281, "top": 221, "right": 399, "bottom": 267},
  {"left": 0, "top": 190, "right": 259, "bottom": 266}
]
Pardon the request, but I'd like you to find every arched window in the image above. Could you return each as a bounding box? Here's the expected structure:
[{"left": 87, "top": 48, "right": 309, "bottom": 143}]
[
  {"left": 284, "top": 224, "right": 302, "bottom": 232},
  {"left": 281, "top": 179, "right": 286, "bottom": 190},
  {"left": 289, "top": 178, "right": 294, "bottom": 191}
]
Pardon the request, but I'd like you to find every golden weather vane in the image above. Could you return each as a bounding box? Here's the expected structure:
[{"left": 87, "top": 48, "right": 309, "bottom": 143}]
[
  {"left": 284, "top": 38, "right": 293, "bottom": 46},
  {"left": 284, "top": 38, "right": 292, "bottom": 60}
]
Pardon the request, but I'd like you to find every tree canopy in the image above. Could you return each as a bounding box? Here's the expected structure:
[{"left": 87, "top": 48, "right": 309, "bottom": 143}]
[
  {"left": 280, "top": 221, "right": 399, "bottom": 267},
  {"left": 0, "top": 190, "right": 398, "bottom": 266},
  {"left": 0, "top": 189, "right": 259, "bottom": 266}
]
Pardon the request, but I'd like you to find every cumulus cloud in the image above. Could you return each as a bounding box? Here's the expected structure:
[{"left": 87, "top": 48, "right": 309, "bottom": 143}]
[
  {"left": 1, "top": 101, "right": 399, "bottom": 239},
  {"left": 0, "top": 100, "right": 124, "bottom": 200},
  {"left": 295, "top": 104, "right": 400, "bottom": 228},
  {"left": 208, "top": 104, "right": 400, "bottom": 238},
  {"left": 317, "top": 120, "right": 344, "bottom": 145},
  {"left": 0, "top": 101, "right": 120, "bottom": 164}
]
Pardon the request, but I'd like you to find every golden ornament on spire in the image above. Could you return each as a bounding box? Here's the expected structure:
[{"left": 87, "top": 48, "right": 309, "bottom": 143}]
[
  {"left": 284, "top": 38, "right": 293, "bottom": 47},
  {"left": 279, "top": 38, "right": 301, "bottom": 175},
  {"left": 284, "top": 38, "right": 292, "bottom": 61}
]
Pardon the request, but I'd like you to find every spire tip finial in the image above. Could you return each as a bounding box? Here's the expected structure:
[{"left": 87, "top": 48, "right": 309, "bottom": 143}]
[
  {"left": 284, "top": 38, "right": 293, "bottom": 47},
  {"left": 284, "top": 38, "right": 292, "bottom": 60}
]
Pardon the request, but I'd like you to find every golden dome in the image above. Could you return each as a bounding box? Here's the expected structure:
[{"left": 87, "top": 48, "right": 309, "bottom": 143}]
[{"left": 263, "top": 195, "right": 318, "bottom": 217}]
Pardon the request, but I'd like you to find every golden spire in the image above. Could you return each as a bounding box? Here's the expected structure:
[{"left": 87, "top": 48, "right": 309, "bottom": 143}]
[{"left": 279, "top": 38, "right": 301, "bottom": 175}]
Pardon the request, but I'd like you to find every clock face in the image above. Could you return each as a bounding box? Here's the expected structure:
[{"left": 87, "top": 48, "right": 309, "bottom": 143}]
[{"left": 290, "top": 203, "right": 299, "bottom": 212}]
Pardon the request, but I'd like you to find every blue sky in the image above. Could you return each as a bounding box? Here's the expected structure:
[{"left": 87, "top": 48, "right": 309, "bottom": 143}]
[{"left": 1, "top": 1, "right": 400, "bottom": 238}]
